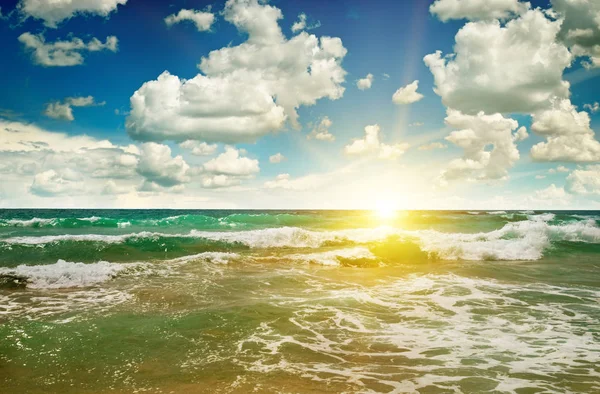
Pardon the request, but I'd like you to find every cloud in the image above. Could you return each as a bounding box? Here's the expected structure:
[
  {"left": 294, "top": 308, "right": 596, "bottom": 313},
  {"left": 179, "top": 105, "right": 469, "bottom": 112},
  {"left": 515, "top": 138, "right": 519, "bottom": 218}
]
[
  {"left": 291, "top": 13, "right": 320, "bottom": 33},
  {"left": 424, "top": 9, "right": 572, "bottom": 115},
  {"left": 30, "top": 169, "right": 85, "bottom": 197},
  {"left": 199, "top": 146, "right": 259, "bottom": 188},
  {"left": 136, "top": 143, "right": 190, "bottom": 188},
  {"left": 344, "top": 124, "right": 409, "bottom": 160},
  {"left": 307, "top": 116, "right": 334, "bottom": 141},
  {"left": 18, "top": 0, "right": 127, "bottom": 28},
  {"left": 409, "top": 122, "right": 424, "bottom": 127},
  {"left": 101, "top": 180, "right": 131, "bottom": 195},
  {"left": 549, "top": 165, "right": 570, "bottom": 174},
  {"left": 269, "top": 153, "right": 285, "bottom": 163},
  {"left": 566, "top": 165, "right": 600, "bottom": 195},
  {"left": 430, "top": 0, "right": 529, "bottom": 22},
  {"left": 127, "top": 0, "right": 347, "bottom": 144},
  {"left": 530, "top": 99, "right": 600, "bottom": 162},
  {"left": 584, "top": 102, "right": 600, "bottom": 113},
  {"left": 179, "top": 140, "right": 217, "bottom": 156},
  {"left": 263, "top": 173, "right": 324, "bottom": 191},
  {"left": 203, "top": 146, "right": 259, "bottom": 176},
  {"left": 19, "top": 32, "right": 118, "bottom": 67},
  {"left": 528, "top": 183, "right": 572, "bottom": 206},
  {"left": 356, "top": 73, "right": 374, "bottom": 90},
  {"left": 392, "top": 80, "right": 424, "bottom": 105},
  {"left": 164, "top": 9, "right": 215, "bottom": 31},
  {"left": 552, "top": 0, "right": 600, "bottom": 68},
  {"left": 439, "top": 110, "right": 524, "bottom": 184},
  {"left": 418, "top": 142, "right": 447, "bottom": 151},
  {"left": 44, "top": 96, "right": 105, "bottom": 121},
  {"left": 535, "top": 175, "right": 546, "bottom": 179}
]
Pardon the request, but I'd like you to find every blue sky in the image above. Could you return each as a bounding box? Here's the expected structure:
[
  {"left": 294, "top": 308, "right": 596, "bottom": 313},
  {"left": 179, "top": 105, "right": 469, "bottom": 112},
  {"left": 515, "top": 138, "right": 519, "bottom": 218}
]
[{"left": 1, "top": 0, "right": 600, "bottom": 209}]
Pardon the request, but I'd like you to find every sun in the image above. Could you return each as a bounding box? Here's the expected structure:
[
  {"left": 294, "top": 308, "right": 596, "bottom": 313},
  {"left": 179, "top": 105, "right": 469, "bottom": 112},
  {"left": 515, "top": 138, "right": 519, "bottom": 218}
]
[{"left": 373, "top": 199, "right": 397, "bottom": 220}]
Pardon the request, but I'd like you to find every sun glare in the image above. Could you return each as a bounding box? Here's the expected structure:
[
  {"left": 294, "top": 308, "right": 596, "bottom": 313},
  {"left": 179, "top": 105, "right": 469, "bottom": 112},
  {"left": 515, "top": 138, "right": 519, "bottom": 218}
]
[{"left": 373, "top": 200, "right": 397, "bottom": 220}]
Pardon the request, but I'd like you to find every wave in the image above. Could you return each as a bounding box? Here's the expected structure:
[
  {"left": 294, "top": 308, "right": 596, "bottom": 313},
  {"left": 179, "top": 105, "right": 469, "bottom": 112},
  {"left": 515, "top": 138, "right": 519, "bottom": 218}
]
[
  {"left": 0, "top": 259, "right": 151, "bottom": 289},
  {"left": 284, "top": 247, "right": 380, "bottom": 267},
  {"left": 0, "top": 213, "right": 318, "bottom": 230},
  {"left": 3, "top": 218, "right": 600, "bottom": 262}
]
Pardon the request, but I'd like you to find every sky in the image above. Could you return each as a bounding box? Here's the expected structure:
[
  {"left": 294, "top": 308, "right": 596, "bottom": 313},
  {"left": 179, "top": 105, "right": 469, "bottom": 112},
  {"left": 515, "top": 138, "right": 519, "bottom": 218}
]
[{"left": 1, "top": 0, "right": 600, "bottom": 210}]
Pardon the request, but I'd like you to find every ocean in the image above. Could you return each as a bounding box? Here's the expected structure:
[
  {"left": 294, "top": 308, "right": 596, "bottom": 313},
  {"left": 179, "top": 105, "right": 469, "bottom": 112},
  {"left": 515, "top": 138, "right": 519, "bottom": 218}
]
[{"left": 1, "top": 209, "right": 599, "bottom": 393}]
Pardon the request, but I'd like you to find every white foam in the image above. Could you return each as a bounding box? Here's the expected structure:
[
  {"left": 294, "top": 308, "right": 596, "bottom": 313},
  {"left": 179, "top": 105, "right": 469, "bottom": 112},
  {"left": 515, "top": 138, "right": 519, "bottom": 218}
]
[
  {"left": 0, "top": 259, "right": 148, "bottom": 289},
  {"left": 286, "top": 247, "right": 378, "bottom": 266},
  {"left": 170, "top": 252, "right": 241, "bottom": 265},
  {"left": 487, "top": 211, "right": 507, "bottom": 215}
]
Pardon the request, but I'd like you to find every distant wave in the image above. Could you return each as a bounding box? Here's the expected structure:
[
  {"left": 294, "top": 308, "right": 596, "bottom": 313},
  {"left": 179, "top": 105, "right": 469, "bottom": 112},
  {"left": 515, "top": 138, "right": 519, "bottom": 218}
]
[
  {"left": 0, "top": 213, "right": 318, "bottom": 230},
  {"left": 3, "top": 217, "right": 600, "bottom": 262}
]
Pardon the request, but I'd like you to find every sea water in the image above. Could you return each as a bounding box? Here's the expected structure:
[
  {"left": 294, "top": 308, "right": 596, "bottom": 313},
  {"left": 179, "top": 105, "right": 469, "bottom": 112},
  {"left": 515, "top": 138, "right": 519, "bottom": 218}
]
[{"left": 1, "top": 209, "right": 599, "bottom": 393}]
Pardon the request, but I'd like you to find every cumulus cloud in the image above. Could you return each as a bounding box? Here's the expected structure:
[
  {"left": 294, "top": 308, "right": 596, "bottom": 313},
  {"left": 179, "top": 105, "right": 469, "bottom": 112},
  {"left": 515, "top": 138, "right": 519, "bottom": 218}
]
[
  {"left": 136, "top": 143, "right": 190, "bottom": 188},
  {"left": 44, "top": 96, "right": 105, "bottom": 121},
  {"left": 418, "top": 142, "right": 447, "bottom": 151},
  {"left": 344, "top": 124, "right": 409, "bottom": 160},
  {"left": 19, "top": 32, "right": 118, "bottom": 67},
  {"left": 179, "top": 140, "right": 217, "bottom": 156},
  {"left": 203, "top": 146, "right": 259, "bottom": 176},
  {"left": 356, "top": 73, "right": 374, "bottom": 90},
  {"left": 18, "top": 0, "right": 127, "bottom": 28},
  {"left": 269, "top": 153, "right": 285, "bottom": 163},
  {"left": 530, "top": 99, "right": 600, "bottom": 162},
  {"left": 566, "top": 165, "right": 600, "bottom": 195},
  {"left": 439, "top": 110, "right": 525, "bottom": 184},
  {"left": 30, "top": 169, "right": 85, "bottom": 196},
  {"left": 127, "top": 0, "right": 347, "bottom": 144},
  {"left": 424, "top": 9, "right": 572, "bottom": 115},
  {"left": 552, "top": 0, "right": 600, "bottom": 68},
  {"left": 392, "top": 80, "right": 424, "bottom": 105},
  {"left": 164, "top": 9, "right": 215, "bottom": 31},
  {"left": 307, "top": 116, "right": 334, "bottom": 141},
  {"left": 528, "top": 183, "right": 572, "bottom": 206},
  {"left": 430, "top": 0, "right": 529, "bottom": 22},
  {"left": 197, "top": 146, "right": 259, "bottom": 189}
]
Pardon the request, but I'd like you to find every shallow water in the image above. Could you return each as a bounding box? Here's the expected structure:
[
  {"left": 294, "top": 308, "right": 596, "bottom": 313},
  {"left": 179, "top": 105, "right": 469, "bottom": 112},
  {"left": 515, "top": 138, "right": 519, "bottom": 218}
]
[{"left": 1, "top": 210, "right": 599, "bottom": 393}]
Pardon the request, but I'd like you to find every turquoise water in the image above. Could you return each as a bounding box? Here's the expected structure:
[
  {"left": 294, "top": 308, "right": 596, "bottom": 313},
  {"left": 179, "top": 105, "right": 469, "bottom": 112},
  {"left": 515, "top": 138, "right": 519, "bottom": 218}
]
[{"left": 1, "top": 210, "right": 600, "bottom": 393}]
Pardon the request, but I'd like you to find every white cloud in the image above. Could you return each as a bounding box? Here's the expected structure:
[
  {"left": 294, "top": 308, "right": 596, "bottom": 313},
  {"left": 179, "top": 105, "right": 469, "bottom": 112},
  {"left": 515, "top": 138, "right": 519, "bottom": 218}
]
[
  {"left": 269, "top": 153, "right": 285, "bottom": 163},
  {"left": 307, "top": 116, "right": 334, "bottom": 141},
  {"left": 392, "top": 80, "right": 424, "bottom": 105},
  {"left": 30, "top": 169, "right": 85, "bottom": 196},
  {"left": 430, "top": 0, "right": 529, "bottom": 22},
  {"left": 19, "top": 32, "right": 118, "bottom": 67},
  {"left": 201, "top": 175, "right": 243, "bottom": 189},
  {"left": 566, "top": 165, "right": 600, "bottom": 195},
  {"left": 552, "top": 0, "right": 600, "bottom": 68},
  {"left": 535, "top": 174, "right": 546, "bottom": 179},
  {"left": 263, "top": 173, "right": 327, "bottom": 191},
  {"left": 203, "top": 146, "right": 259, "bottom": 176},
  {"left": 290, "top": 13, "right": 319, "bottom": 32},
  {"left": 584, "top": 102, "right": 600, "bottom": 113},
  {"left": 356, "top": 73, "right": 374, "bottom": 90},
  {"left": 409, "top": 122, "right": 424, "bottom": 127},
  {"left": 528, "top": 183, "right": 572, "bottom": 206},
  {"left": 164, "top": 9, "right": 215, "bottom": 32},
  {"left": 44, "top": 96, "right": 104, "bottom": 121},
  {"left": 424, "top": 9, "right": 572, "bottom": 115},
  {"left": 439, "top": 110, "right": 524, "bottom": 184},
  {"left": 418, "top": 142, "right": 447, "bottom": 151},
  {"left": 101, "top": 180, "right": 131, "bottom": 195},
  {"left": 344, "top": 124, "right": 409, "bottom": 160},
  {"left": 549, "top": 165, "right": 570, "bottom": 174},
  {"left": 179, "top": 140, "right": 217, "bottom": 156},
  {"left": 530, "top": 99, "right": 600, "bottom": 162},
  {"left": 127, "top": 0, "right": 347, "bottom": 144},
  {"left": 136, "top": 143, "right": 190, "bottom": 188},
  {"left": 18, "top": 0, "right": 127, "bottom": 28}
]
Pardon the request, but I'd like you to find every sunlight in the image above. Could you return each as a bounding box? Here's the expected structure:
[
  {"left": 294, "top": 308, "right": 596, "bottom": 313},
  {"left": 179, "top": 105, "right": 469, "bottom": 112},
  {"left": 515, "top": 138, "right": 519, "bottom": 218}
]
[{"left": 373, "top": 199, "right": 397, "bottom": 220}]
